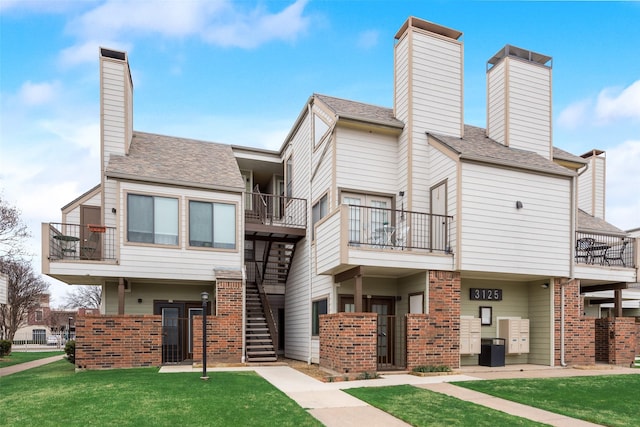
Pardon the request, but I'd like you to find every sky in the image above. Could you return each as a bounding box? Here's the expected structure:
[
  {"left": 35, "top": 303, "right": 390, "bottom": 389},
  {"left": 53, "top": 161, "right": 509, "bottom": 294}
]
[{"left": 1, "top": 0, "right": 639, "bottom": 307}]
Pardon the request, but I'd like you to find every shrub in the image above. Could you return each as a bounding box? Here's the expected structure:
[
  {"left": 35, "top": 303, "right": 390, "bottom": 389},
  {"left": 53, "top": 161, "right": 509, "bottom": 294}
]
[
  {"left": 0, "top": 340, "right": 11, "bottom": 357},
  {"left": 64, "top": 340, "right": 75, "bottom": 364},
  {"left": 412, "top": 365, "right": 451, "bottom": 373}
]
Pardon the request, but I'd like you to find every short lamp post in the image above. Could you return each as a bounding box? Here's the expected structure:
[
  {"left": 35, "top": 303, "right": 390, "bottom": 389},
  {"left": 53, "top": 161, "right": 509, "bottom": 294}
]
[
  {"left": 68, "top": 316, "right": 73, "bottom": 342},
  {"left": 201, "top": 291, "right": 209, "bottom": 380}
]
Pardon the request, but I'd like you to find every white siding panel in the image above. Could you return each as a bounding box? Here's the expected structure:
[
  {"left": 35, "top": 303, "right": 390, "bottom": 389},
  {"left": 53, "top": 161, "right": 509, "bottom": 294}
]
[
  {"left": 428, "top": 145, "right": 458, "bottom": 255},
  {"left": 506, "top": 60, "right": 551, "bottom": 158},
  {"left": 487, "top": 60, "right": 506, "bottom": 145},
  {"left": 315, "top": 211, "right": 341, "bottom": 274},
  {"left": 578, "top": 166, "right": 593, "bottom": 215},
  {"left": 460, "top": 163, "right": 571, "bottom": 276},
  {"left": 411, "top": 32, "right": 463, "bottom": 137},
  {"left": 335, "top": 127, "right": 397, "bottom": 195},
  {"left": 594, "top": 156, "right": 605, "bottom": 219}
]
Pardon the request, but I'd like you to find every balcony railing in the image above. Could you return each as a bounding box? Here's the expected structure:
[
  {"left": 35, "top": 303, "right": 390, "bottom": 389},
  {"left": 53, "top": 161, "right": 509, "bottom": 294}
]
[
  {"left": 245, "top": 192, "right": 306, "bottom": 229},
  {"left": 575, "top": 231, "right": 635, "bottom": 268},
  {"left": 47, "top": 223, "right": 116, "bottom": 261},
  {"left": 344, "top": 204, "right": 453, "bottom": 253}
]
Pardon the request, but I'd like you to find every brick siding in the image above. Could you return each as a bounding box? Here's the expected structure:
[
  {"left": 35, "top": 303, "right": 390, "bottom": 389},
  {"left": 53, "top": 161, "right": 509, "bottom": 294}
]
[
  {"left": 319, "top": 312, "right": 377, "bottom": 374},
  {"left": 553, "top": 279, "right": 595, "bottom": 365},
  {"left": 595, "top": 317, "right": 637, "bottom": 366},
  {"left": 405, "top": 271, "right": 460, "bottom": 370},
  {"left": 192, "top": 279, "right": 243, "bottom": 363},
  {"left": 75, "top": 315, "right": 162, "bottom": 369}
]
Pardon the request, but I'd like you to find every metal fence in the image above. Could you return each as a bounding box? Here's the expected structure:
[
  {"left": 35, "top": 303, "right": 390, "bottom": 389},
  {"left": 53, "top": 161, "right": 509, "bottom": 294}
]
[
  {"left": 377, "top": 315, "right": 406, "bottom": 371},
  {"left": 345, "top": 205, "right": 452, "bottom": 253},
  {"left": 47, "top": 223, "right": 117, "bottom": 261},
  {"left": 575, "top": 232, "right": 635, "bottom": 268},
  {"left": 245, "top": 192, "right": 307, "bottom": 229}
]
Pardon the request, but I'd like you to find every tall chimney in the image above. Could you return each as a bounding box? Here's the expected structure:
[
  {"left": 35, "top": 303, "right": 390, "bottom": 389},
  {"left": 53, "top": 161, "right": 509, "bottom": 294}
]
[
  {"left": 578, "top": 149, "right": 606, "bottom": 219},
  {"left": 99, "top": 47, "right": 133, "bottom": 173},
  {"left": 486, "top": 45, "right": 552, "bottom": 159},
  {"left": 394, "top": 17, "right": 464, "bottom": 138}
]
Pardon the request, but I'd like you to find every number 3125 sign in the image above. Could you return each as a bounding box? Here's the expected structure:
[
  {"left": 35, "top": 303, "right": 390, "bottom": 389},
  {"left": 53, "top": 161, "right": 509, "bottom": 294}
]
[{"left": 470, "top": 288, "right": 502, "bottom": 301}]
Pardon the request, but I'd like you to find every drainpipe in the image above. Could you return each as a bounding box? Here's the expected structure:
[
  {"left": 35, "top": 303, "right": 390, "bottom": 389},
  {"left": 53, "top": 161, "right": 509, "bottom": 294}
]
[
  {"left": 307, "top": 101, "right": 314, "bottom": 365},
  {"left": 560, "top": 279, "right": 567, "bottom": 367}
]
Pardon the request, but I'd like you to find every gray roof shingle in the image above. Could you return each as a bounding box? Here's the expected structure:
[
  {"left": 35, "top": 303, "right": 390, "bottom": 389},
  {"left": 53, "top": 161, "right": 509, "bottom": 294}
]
[
  {"left": 315, "top": 94, "right": 404, "bottom": 129},
  {"left": 577, "top": 209, "right": 628, "bottom": 236},
  {"left": 553, "top": 147, "right": 588, "bottom": 165},
  {"left": 106, "top": 131, "right": 244, "bottom": 191},
  {"left": 430, "top": 125, "right": 575, "bottom": 177}
]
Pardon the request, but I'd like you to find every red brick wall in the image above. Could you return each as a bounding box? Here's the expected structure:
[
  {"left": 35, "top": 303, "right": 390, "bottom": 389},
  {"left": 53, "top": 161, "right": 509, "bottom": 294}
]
[
  {"left": 192, "top": 279, "right": 243, "bottom": 363},
  {"left": 319, "top": 312, "right": 377, "bottom": 374},
  {"left": 636, "top": 318, "right": 640, "bottom": 356},
  {"left": 595, "top": 317, "right": 637, "bottom": 366},
  {"left": 554, "top": 279, "right": 595, "bottom": 365},
  {"left": 75, "top": 315, "right": 162, "bottom": 369}
]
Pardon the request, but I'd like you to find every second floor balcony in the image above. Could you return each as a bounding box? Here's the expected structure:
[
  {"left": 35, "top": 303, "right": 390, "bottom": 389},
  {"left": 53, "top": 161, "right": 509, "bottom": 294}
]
[
  {"left": 315, "top": 204, "right": 455, "bottom": 276},
  {"left": 245, "top": 192, "right": 307, "bottom": 241},
  {"left": 45, "top": 223, "right": 117, "bottom": 262},
  {"left": 575, "top": 231, "right": 636, "bottom": 269}
]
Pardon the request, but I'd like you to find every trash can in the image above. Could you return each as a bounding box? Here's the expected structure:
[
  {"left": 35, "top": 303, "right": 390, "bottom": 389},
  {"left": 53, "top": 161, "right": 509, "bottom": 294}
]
[{"left": 479, "top": 338, "right": 505, "bottom": 367}]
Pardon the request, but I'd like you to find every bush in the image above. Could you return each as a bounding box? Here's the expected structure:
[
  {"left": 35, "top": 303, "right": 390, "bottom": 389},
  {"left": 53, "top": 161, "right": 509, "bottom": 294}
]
[
  {"left": 412, "top": 365, "right": 451, "bottom": 373},
  {"left": 64, "top": 340, "right": 75, "bottom": 364},
  {"left": 0, "top": 340, "right": 11, "bottom": 357}
]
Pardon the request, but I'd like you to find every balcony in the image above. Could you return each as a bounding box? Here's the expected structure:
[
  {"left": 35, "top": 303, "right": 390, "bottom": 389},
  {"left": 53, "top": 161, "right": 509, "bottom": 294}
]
[
  {"left": 244, "top": 192, "right": 306, "bottom": 241},
  {"left": 575, "top": 231, "right": 636, "bottom": 268},
  {"left": 45, "top": 223, "right": 116, "bottom": 262},
  {"left": 315, "top": 204, "right": 454, "bottom": 276}
]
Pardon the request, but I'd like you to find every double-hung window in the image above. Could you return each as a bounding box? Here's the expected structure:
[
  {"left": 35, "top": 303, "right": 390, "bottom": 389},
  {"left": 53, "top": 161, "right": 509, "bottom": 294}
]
[
  {"left": 189, "top": 201, "right": 236, "bottom": 249},
  {"left": 127, "top": 194, "right": 178, "bottom": 245}
]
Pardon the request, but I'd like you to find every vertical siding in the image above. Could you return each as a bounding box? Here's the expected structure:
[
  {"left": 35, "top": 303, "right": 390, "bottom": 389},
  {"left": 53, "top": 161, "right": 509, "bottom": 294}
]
[
  {"left": 505, "top": 59, "right": 552, "bottom": 158},
  {"left": 487, "top": 60, "right": 506, "bottom": 145},
  {"left": 410, "top": 32, "right": 463, "bottom": 138},
  {"left": 335, "top": 127, "right": 397, "bottom": 195},
  {"left": 284, "top": 112, "right": 312, "bottom": 362},
  {"left": 460, "top": 163, "right": 571, "bottom": 276}
]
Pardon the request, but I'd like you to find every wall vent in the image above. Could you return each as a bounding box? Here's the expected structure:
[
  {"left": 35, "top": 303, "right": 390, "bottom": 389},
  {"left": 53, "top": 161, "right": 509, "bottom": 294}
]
[{"left": 100, "top": 48, "right": 126, "bottom": 61}]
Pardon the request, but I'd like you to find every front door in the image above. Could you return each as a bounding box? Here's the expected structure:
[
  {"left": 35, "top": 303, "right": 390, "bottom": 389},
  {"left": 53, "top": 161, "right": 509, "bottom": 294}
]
[
  {"left": 155, "top": 301, "right": 207, "bottom": 364},
  {"left": 80, "top": 205, "right": 102, "bottom": 260},
  {"left": 430, "top": 181, "right": 447, "bottom": 251},
  {"left": 339, "top": 295, "right": 396, "bottom": 367}
]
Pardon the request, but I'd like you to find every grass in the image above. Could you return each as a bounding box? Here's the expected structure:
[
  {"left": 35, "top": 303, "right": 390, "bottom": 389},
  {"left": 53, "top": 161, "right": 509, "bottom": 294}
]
[
  {"left": 455, "top": 375, "right": 640, "bottom": 427},
  {"left": 346, "top": 385, "right": 545, "bottom": 427},
  {"left": 0, "top": 361, "right": 322, "bottom": 427},
  {"left": 0, "top": 351, "right": 64, "bottom": 367}
]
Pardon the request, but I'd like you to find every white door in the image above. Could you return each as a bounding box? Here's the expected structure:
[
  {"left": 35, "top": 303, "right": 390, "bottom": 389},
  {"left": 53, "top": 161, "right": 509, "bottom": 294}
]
[{"left": 430, "top": 182, "right": 447, "bottom": 251}]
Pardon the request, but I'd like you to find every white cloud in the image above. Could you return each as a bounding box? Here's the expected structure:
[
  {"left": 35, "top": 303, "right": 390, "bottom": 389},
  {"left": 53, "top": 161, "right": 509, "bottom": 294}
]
[
  {"left": 356, "top": 29, "right": 379, "bottom": 50},
  {"left": 604, "top": 139, "right": 640, "bottom": 230},
  {"left": 40, "top": 120, "right": 101, "bottom": 157},
  {"left": 596, "top": 80, "right": 640, "bottom": 123},
  {"left": 557, "top": 98, "right": 591, "bottom": 129},
  {"left": 18, "top": 80, "right": 60, "bottom": 106},
  {"left": 59, "top": 0, "right": 311, "bottom": 62}
]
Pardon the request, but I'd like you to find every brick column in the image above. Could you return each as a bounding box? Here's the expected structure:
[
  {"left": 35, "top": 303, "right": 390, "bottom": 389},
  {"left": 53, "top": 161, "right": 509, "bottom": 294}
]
[
  {"left": 319, "top": 312, "right": 377, "bottom": 374},
  {"left": 595, "top": 317, "right": 636, "bottom": 366},
  {"left": 554, "top": 278, "right": 595, "bottom": 365},
  {"left": 193, "top": 270, "right": 243, "bottom": 364}
]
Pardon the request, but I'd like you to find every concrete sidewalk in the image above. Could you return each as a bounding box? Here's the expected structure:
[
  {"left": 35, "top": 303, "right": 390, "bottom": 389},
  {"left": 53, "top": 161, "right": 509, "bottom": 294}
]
[
  {"left": 161, "top": 364, "right": 640, "bottom": 426},
  {"left": 0, "top": 354, "right": 64, "bottom": 377}
]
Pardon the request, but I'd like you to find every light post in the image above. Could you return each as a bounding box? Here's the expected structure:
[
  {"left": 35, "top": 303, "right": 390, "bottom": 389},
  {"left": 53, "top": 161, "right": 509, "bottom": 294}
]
[
  {"left": 68, "top": 316, "right": 73, "bottom": 342},
  {"left": 200, "top": 291, "right": 209, "bottom": 380}
]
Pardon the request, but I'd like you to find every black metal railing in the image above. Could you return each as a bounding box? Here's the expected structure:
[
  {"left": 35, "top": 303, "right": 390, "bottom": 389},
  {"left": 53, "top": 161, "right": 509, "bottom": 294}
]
[
  {"left": 47, "top": 223, "right": 116, "bottom": 261},
  {"left": 245, "top": 192, "right": 306, "bottom": 229},
  {"left": 377, "top": 315, "right": 406, "bottom": 370},
  {"left": 344, "top": 205, "right": 453, "bottom": 253},
  {"left": 575, "top": 231, "right": 635, "bottom": 268}
]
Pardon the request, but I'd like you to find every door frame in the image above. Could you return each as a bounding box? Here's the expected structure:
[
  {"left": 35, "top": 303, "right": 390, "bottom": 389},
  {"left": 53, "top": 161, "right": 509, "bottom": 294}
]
[{"left": 154, "top": 300, "right": 210, "bottom": 363}]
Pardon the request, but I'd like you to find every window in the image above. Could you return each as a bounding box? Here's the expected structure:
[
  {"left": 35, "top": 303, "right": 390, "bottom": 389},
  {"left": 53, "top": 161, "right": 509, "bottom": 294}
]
[
  {"left": 311, "top": 194, "right": 328, "bottom": 239},
  {"left": 127, "top": 194, "right": 178, "bottom": 245},
  {"left": 35, "top": 310, "right": 43, "bottom": 322},
  {"left": 32, "top": 329, "right": 46, "bottom": 344},
  {"left": 285, "top": 155, "right": 293, "bottom": 198},
  {"left": 189, "top": 201, "right": 236, "bottom": 249},
  {"left": 311, "top": 298, "right": 328, "bottom": 336}
]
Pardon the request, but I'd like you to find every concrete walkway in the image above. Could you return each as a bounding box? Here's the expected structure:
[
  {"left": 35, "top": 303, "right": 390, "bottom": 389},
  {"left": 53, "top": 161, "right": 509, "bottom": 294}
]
[
  {"left": 161, "top": 364, "right": 640, "bottom": 426},
  {"left": 0, "top": 354, "right": 64, "bottom": 377}
]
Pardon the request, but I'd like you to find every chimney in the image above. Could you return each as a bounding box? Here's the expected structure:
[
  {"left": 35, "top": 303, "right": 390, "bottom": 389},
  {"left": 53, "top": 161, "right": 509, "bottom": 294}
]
[
  {"left": 394, "top": 17, "right": 464, "bottom": 138},
  {"left": 578, "top": 149, "right": 606, "bottom": 219},
  {"left": 99, "top": 47, "right": 133, "bottom": 173},
  {"left": 486, "top": 45, "right": 552, "bottom": 159}
]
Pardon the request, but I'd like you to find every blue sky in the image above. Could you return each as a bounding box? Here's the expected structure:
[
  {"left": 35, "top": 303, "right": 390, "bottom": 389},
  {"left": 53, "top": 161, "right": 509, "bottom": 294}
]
[{"left": 1, "top": 0, "right": 639, "bottom": 305}]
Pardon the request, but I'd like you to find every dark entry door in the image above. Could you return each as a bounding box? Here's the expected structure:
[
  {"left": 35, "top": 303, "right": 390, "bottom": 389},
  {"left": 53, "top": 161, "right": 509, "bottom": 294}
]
[
  {"left": 339, "top": 295, "right": 396, "bottom": 366},
  {"left": 80, "top": 205, "right": 102, "bottom": 260},
  {"left": 155, "top": 301, "right": 207, "bottom": 364}
]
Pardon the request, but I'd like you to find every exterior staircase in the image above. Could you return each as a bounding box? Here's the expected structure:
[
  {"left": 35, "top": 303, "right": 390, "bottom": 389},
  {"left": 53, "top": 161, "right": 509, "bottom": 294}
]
[
  {"left": 263, "top": 242, "right": 296, "bottom": 288},
  {"left": 245, "top": 281, "right": 277, "bottom": 362}
]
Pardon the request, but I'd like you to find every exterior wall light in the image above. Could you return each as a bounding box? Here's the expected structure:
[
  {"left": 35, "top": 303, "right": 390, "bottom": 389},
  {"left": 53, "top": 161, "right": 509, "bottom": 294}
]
[{"left": 516, "top": 201, "right": 523, "bottom": 209}]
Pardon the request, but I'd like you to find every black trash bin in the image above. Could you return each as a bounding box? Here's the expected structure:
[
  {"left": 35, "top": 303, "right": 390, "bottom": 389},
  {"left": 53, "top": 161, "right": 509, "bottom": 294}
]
[{"left": 479, "top": 338, "right": 505, "bottom": 367}]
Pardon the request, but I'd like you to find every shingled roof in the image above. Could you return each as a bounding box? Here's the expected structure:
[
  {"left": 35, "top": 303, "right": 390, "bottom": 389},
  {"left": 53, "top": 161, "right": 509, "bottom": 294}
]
[
  {"left": 430, "top": 125, "right": 575, "bottom": 177},
  {"left": 553, "top": 147, "right": 588, "bottom": 165},
  {"left": 577, "top": 209, "right": 628, "bottom": 236},
  {"left": 106, "top": 131, "right": 244, "bottom": 191},
  {"left": 314, "top": 94, "right": 404, "bottom": 129}
]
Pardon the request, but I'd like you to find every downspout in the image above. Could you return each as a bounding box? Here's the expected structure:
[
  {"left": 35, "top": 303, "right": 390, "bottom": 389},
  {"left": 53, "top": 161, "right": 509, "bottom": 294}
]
[
  {"left": 307, "top": 101, "right": 314, "bottom": 365},
  {"left": 560, "top": 280, "right": 567, "bottom": 367}
]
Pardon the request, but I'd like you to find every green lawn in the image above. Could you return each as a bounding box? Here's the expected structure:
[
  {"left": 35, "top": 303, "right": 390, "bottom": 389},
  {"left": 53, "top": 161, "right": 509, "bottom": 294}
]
[
  {"left": 346, "top": 385, "right": 545, "bottom": 427},
  {"left": 0, "top": 361, "right": 322, "bottom": 427},
  {"left": 0, "top": 351, "right": 63, "bottom": 367},
  {"left": 455, "top": 375, "right": 640, "bottom": 427}
]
